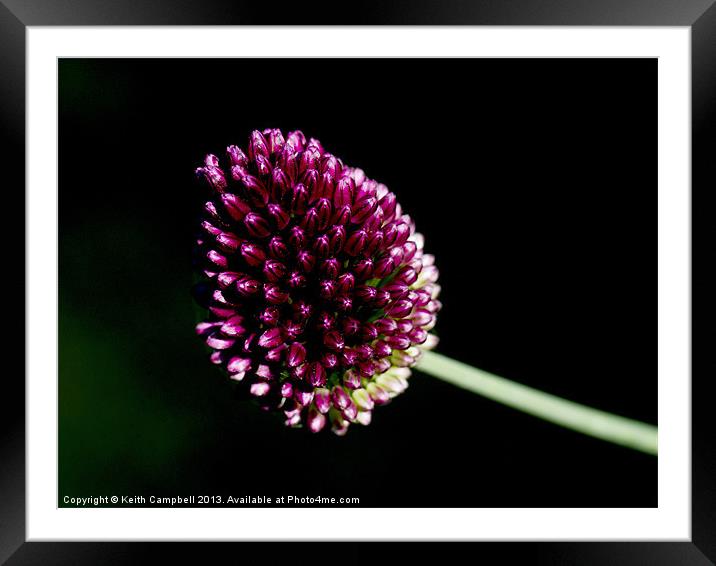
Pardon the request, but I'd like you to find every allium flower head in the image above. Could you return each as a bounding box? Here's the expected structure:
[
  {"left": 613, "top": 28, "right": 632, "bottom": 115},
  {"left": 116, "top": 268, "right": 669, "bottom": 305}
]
[{"left": 193, "top": 129, "right": 441, "bottom": 434}]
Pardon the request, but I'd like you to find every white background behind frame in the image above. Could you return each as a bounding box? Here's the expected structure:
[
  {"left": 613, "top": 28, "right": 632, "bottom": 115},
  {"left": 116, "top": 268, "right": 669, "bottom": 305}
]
[{"left": 27, "top": 26, "right": 690, "bottom": 541}]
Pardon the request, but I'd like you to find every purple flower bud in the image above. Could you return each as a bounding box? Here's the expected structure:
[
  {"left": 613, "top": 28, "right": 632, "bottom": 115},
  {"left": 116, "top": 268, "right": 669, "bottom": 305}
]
[
  {"left": 227, "top": 356, "right": 252, "bottom": 374},
  {"left": 216, "top": 232, "right": 241, "bottom": 252},
  {"left": 313, "top": 234, "right": 330, "bottom": 258},
  {"left": 323, "top": 330, "right": 345, "bottom": 352},
  {"left": 248, "top": 130, "right": 269, "bottom": 161},
  {"left": 402, "top": 241, "right": 418, "bottom": 262},
  {"left": 265, "top": 344, "right": 287, "bottom": 362},
  {"left": 373, "top": 256, "right": 395, "bottom": 279},
  {"left": 372, "top": 289, "right": 390, "bottom": 308},
  {"left": 250, "top": 381, "right": 271, "bottom": 397},
  {"left": 353, "top": 258, "right": 374, "bottom": 280},
  {"left": 206, "top": 334, "right": 235, "bottom": 350},
  {"left": 207, "top": 250, "right": 228, "bottom": 269},
  {"left": 308, "top": 362, "right": 327, "bottom": 387},
  {"left": 316, "top": 173, "right": 335, "bottom": 204},
  {"left": 334, "top": 177, "right": 354, "bottom": 208},
  {"left": 332, "top": 204, "right": 352, "bottom": 226},
  {"left": 327, "top": 225, "right": 346, "bottom": 255},
  {"left": 227, "top": 145, "right": 248, "bottom": 167},
  {"left": 221, "top": 316, "right": 247, "bottom": 337},
  {"left": 334, "top": 295, "right": 353, "bottom": 312},
  {"left": 271, "top": 168, "right": 290, "bottom": 201},
  {"left": 302, "top": 168, "right": 320, "bottom": 200},
  {"left": 408, "top": 327, "right": 428, "bottom": 344},
  {"left": 389, "top": 245, "right": 405, "bottom": 266},
  {"left": 301, "top": 208, "right": 319, "bottom": 235},
  {"left": 412, "top": 308, "right": 433, "bottom": 327},
  {"left": 355, "top": 285, "right": 377, "bottom": 303},
  {"left": 283, "top": 321, "right": 304, "bottom": 340},
  {"left": 342, "top": 400, "right": 358, "bottom": 421},
  {"left": 258, "top": 327, "right": 283, "bottom": 349},
  {"left": 196, "top": 155, "right": 227, "bottom": 192},
  {"left": 240, "top": 173, "right": 269, "bottom": 207},
  {"left": 357, "top": 360, "right": 376, "bottom": 378},
  {"left": 291, "top": 183, "right": 309, "bottom": 215},
  {"left": 287, "top": 342, "right": 306, "bottom": 367},
  {"left": 217, "top": 271, "right": 242, "bottom": 289},
  {"left": 201, "top": 220, "right": 222, "bottom": 237},
  {"left": 291, "top": 363, "right": 307, "bottom": 380},
  {"left": 378, "top": 191, "right": 397, "bottom": 222},
  {"left": 286, "top": 130, "right": 306, "bottom": 151},
  {"left": 360, "top": 323, "right": 378, "bottom": 342},
  {"left": 319, "top": 279, "right": 336, "bottom": 300},
  {"left": 344, "top": 229, "right": 367, "bottom": 257},
  {"left": 386, "top": 334, "right": 411, "bottom": 350},
  {"left": 243, "top": 212, "right": 271, "bottom": 238},
  {"left": 315, "top": 198, "right": 333, "bottom": 231},
  {"left": 264, "top": 128, "right": 285, "bottom": 155},
  {"left": 254, "top": 154, "right": 272, "bottom": 177},
  {"left": 342, "top": 317, "right": 361, "bottom": 336},
  {"left": 195, "top": 321, "right": 222, "bottom": 336},
  {"left": 293, "top": 300, "right": 313, "bottom": 321},
  {"left": 299, "top": 147, "right": 320, "bottom": 173},
  {"left": 336, "top": 272, "right": 355, "bottom": 294},
  {"left": 287, "top": 271, "right": 307, "bottom": 289},
  {"left": 354, "top": 344, "right": 373, "bottom": 361},
  {"left": 267, "top": 204, "right": 290, "bottom": 230},
  {"left": 395, "top": 265, "right": 418, "bottom": 285},
  {"left": 385, "top": 281, "right": 409, "bottom": 300},
  {"left": 294, "top": 384, "right": 314, "bottom": 407},
  {"left": 343, "top": 369, "right": 361, "bottom": 390},
  {"left": 240, "top": 242, "right": 265, "bottom": 267},
  {"left": 316, "top": 311, "right": 335, "bottom": 332},
  {"left": 262, "top": 260, "right": 287, "bottom": 282},
  {"left": 306, "top": 406, "right": 326, "bottom": 433},
  {"left": 320, "top": 258, "right": 340, "bottom": 280},
  {"left": 332, "top": 386, "right": 351, "bottom": 410},
  {"left": 363, "top": 207, "right": 384, "bottom": 233},
  {"left": 321, "top": 154, "right": 341, "bottom": 178},
  {"left": 387, "top": 299, "right": 414, "bottom": 319},
  {"left": 220, "top": 193, "right": 251, "bottom": 222},
  {"left": 374, "top": 318, "right": 398, "bottom": 335},
  {"left": 288, "top": 226, "right": 306, "bottom": 249},
  {"left": 236, "top": 277, "right": 260, "bottom": 297},
  {"left": 365, "top": 231, "right": 384, "bottom": 256},
  {"left": 242, "top": 333, "right": 257, "bottom": 353},
  {"left": 296, "top": 250, "right": 316, "bottom": 273},
  {"left": 314, "top": 388, "right": 332, "bottom": 413},
  {"left": 374, "top": 339, "right": 392, "bottom": 358},
  {"left": 321, "top": 351, "right": 338, "bottom": 369},
  {"left": 396, "top": 319, "right": 413, "bottom": 334},
  {"left": 259, "top": 306, "right": 280, "bottom": 326},
  {"left": 351, "top": 196, "right": 377, "bottom": 225},
  {"left": 281, "top": 381, "right": 294, "bottom": 398},
  {"left": 264, "top": 283, "right": 289, "bottom": 304},
  {"left": 341, "top": 349, "right": 358, "bottom": 368},
  {"left": 268, "top": 236, "right": 289, "bottom": 259}
]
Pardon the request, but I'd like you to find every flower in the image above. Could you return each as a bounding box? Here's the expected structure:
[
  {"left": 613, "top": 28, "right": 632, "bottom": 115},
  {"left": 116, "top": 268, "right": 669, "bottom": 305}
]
[{"left": 193, "top": 129, "right": 441, "bottom": 434}]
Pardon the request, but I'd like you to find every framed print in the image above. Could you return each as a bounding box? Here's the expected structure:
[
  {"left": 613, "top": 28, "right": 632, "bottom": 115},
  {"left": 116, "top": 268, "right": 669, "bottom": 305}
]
[{"left": 3, "top": 1, "right": 713, "bottom": 564}]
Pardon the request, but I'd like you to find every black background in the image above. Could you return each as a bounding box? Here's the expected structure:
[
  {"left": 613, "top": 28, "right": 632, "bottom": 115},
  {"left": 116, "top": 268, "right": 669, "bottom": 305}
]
[{"left": 59, "top": 58, "right": 656, "bottom": 508}]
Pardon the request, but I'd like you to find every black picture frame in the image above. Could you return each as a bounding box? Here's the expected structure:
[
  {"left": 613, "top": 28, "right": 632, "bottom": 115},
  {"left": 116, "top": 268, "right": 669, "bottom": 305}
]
[{"left": 3, "top": 1, "right": 712, "bottom": 563}]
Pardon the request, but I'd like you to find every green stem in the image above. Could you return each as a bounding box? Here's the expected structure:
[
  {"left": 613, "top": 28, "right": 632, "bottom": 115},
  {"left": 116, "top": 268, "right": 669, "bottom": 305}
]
[{"left": 416, "top": 351, "right": 658, "bottom": 456}]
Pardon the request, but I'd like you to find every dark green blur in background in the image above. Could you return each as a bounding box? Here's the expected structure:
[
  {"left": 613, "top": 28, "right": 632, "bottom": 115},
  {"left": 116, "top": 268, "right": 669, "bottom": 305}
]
[{"left": 59, "top": 58, "right": 657, "bottom": 507}]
